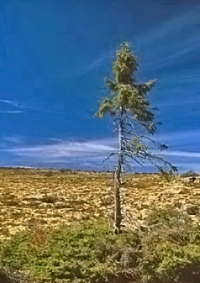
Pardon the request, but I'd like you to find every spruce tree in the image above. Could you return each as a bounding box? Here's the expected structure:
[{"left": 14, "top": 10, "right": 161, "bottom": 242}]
[{"left": 96, "top": 42, "right": 176, "bottom": 233}]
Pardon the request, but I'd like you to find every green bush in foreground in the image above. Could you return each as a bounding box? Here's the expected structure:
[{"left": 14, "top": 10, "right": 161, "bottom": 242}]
[
  {"left": 1, "top": 209, "right": 200, "bottom": 283},
  {"left": 140, "top": 208, "right": 200, "bottom": 283},
  {"left": 0, "top": 221, "right": 140, "bottom": 283}
]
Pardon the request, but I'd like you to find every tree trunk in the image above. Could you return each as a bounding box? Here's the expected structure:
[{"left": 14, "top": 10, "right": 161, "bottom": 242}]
[
  {"left": 113, "top": 168, "right": 122, "bottom": 234},
  {"left": 113, "top": 107, "right": 124, "bottom": 234}
]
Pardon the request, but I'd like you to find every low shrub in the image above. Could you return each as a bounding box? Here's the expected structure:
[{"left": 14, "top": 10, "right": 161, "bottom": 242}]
[
  {"left": 41, "top": 194, "right": 58, "bottom": 204},
  {"left": 1, "top": 210, "right": 200, "bottom": 283},
  {"left": 0, "top": 221, "right": 140, "bottom": 283},
  {"left": 140, "top": 207, "right": 200, "bottom": 283}
]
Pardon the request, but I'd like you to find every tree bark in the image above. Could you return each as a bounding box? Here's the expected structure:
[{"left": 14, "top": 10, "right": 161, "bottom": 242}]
[
  {"left": 113, "top": 107, "right": 124, "bottom": 234},
  {"left": 113, "top": 172, "right": 122, "bottom": 234}
]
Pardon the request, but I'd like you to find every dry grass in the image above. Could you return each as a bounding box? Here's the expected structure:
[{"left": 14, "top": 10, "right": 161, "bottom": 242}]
[{"left": 0, "top": 168, "right": 200, "bottom": 240}]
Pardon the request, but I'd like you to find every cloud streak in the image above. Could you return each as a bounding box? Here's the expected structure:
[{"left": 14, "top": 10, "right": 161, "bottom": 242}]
[
  {"left": 1, "top": 131, "right": 200, "bottom": 172},
  {"left": 0, "top": 110, "right": 24, "bottom": 114},
  {"left": 134, "top": 4, "right": 200, "bottom": 73},
  {"left": 5, "top": 139, "right": 116, "bottom": 159},
  {"left": 0, "top": 99, "right": 21, "bottom": 107},
  {"left": 0, "top": 98, "right": 70, "bottom": 116},
  {"left": 86, "top": 49, "right": 114, "bottom": 72},
  {"left": 0, "top": 99, "right": 25, "bottom": 114}
]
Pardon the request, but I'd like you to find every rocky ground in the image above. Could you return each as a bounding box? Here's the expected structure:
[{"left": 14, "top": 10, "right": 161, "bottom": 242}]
[{"left": 0, "top": 168, "right": 199, "bottom": 240}]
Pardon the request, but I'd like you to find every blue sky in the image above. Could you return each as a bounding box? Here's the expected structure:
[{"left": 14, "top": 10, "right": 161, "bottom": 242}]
[{"left": 0, "top": 0, "right": 200, "bottom": 172}]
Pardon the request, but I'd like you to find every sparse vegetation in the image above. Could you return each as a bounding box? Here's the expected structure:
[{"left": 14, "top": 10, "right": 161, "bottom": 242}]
[{"left": 0, "top": 168, "right": 200, "bottom": 282}]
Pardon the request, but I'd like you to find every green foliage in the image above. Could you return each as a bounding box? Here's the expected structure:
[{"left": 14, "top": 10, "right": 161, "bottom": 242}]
[
  {"left": 96, "top": 42, "right": 177, "bottom": 233},
  {"left": 1, "top": 210, "right": 200, "bottom": 283},
  {"left": 141, "top": 208, "right": 200, "bottom": 282},
  {"left": 96, "top": 42, "right": 156, "bottom": 134},
  {"left": 0, "top": 232, "right": 31, "bottom": 271},
  {"left": 144, "top": 207, "right": 184, "bottom": 226},
  {"left": 0, "top": 221, "right": 140, "bottom": 283},
  {"left": 96, "top": 42, "right": 177, "bottom": 176}
]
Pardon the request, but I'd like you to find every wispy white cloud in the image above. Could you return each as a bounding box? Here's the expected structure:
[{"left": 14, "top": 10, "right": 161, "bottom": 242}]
[
  {"left": 138, "top": 5, "right": 199, "bottom": 44},
  {"left": 1, "top": 138, "right": 118, "bottom": 170},
  {"left": 0, "top": 98, "right": 68, "bottom": 115},
  {"left": 136, "top": 4, "right": 200, "bottom": 70},
  {"left": 158, "top": 150, "right": 200, "bottom": 158},
  {"left": 0, "top": 99, "right": 24, "bottom": 114},
  {"left": 0, "top": 99, "right": 21, "bottom": 108},
  {"left": 2, "top": 136, "right": 24, "bottom": 144},
  {"left": 86, "top": 49, "right": 114, "bottom": 72},
  {"left": 1, "top": 134, "right": 200, "bottom": 170},
  {"left": 5, "top": 139, "right": 117, "bottom": 160},
  {"left": 56, "top": 48, "right": 115, "bottom": 81},
  {"left": 53, "top": 4, "right": 200, "bottom": 83},
  {"left": 0, "top": 110, "right": 24, "bottom": 114}
]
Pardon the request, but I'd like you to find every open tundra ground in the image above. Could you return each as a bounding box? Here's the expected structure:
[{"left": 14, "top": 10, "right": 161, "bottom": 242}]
[{"left": 0, "top": 168, "right": 200, "bottom": 240}]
